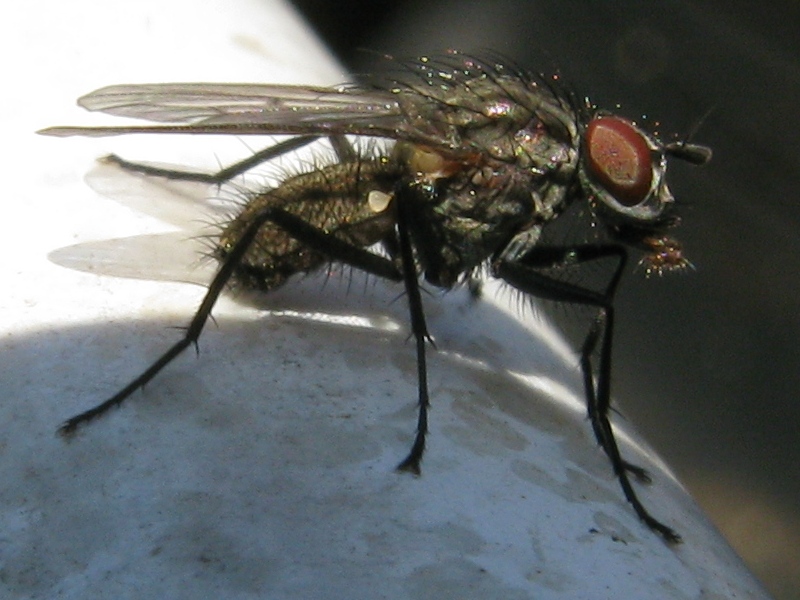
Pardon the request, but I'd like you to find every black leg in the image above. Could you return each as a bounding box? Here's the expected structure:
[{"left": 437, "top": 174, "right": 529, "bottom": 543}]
[
  {"left": 59, "top": 205, "right": 403, "bottom": 436},
  {"left": 495, "top": 244, "right": 680, "bottom": 543},
  {"left": 101, "top": 135, "right": 320, "bottom": 184},
  {"left": 327, "top": 134, "right": 358, "bottom": 163},
  {"left": 393, "top": 183, "right": 433, "bottom": 475}
]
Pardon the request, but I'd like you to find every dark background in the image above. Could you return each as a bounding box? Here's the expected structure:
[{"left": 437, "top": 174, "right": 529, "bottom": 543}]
[{"left": 288, "top": 1, "right": 800, "bottom": 598}]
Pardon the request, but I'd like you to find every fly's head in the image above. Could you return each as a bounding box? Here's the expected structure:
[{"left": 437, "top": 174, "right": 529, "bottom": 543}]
[{"left": 578, "top": 113, "right": 711, "bottom": 275}]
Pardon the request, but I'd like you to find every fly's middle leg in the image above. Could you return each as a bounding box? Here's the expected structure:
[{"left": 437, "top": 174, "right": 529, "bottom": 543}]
[{"left": 393, "top": 182, "right": 434, "bottom": 475}]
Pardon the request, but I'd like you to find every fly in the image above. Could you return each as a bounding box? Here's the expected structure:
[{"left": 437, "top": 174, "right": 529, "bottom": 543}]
[{"left": 39, "top": 52, "right": 711, "bottom": 543}]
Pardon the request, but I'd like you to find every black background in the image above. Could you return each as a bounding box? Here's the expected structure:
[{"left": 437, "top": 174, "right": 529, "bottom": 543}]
[{"left": 290, "top": 1, "right": 800, "bottom": 598}]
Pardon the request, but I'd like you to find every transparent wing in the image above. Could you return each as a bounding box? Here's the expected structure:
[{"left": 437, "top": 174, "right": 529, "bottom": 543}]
[
  {"left": 48, "top": 160, "right": 224, "bottom": 286},
  {"left": 38, "top": 55, "right": 577, "bottom": 155},
  {"left": 39, "top": 83, "right": 406, "bottom": 138},
  {"left": 77, "top": 83, "right": 401, "bottom": 124}
]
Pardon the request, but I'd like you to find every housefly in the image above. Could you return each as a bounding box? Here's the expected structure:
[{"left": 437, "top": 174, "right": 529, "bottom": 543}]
[{"left": 39, "top": 52, "right": 711, "bottom": 543}]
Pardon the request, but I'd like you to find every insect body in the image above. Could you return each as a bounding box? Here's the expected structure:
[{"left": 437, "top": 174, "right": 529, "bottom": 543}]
[{"left": 39, "top": 53, "right": 710, "bottom": 543}]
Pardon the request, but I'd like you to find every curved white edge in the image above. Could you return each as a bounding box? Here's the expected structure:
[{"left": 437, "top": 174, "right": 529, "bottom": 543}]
[{"left": 1, "top": 0, "right": 773, "bottom": 598}]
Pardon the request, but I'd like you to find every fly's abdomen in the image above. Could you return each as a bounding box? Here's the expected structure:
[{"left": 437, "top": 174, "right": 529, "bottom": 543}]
[{"left": 217, "top": 157, "right": 402, "bottom": 291}]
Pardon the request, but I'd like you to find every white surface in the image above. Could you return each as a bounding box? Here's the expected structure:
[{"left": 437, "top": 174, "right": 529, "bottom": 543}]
[{"left": 1, "top": 0, "right": 772, "bottom": 598}]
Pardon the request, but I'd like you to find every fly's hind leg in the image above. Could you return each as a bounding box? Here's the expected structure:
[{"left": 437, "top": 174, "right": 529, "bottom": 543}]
[
  {"left": 101, "top": 135, "right": 322, "bottom": 184},
  {"left": 102, "top": 134, "right": 361, "bottom": 184},
  {"left": 58, "top": 204, "right": 403, "bottom": 436}
]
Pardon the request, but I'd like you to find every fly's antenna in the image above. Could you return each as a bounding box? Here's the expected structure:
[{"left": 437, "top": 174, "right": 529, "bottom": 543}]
[{"left": 665, "top": 106, "right": 714, "bottom": 165}]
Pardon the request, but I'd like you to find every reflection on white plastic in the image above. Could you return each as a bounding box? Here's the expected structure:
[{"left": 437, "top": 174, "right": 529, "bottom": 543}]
[{"left": 267, "top": 309, "right": 402, "bottom": 332}]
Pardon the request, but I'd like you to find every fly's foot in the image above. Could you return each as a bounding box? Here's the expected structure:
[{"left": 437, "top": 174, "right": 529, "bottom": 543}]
[
  {"left": 396, "top": 432, "right": 425, "bottom": 475},
  {"left": 623, "top": 461, "right": 652, "bottom": 483}
]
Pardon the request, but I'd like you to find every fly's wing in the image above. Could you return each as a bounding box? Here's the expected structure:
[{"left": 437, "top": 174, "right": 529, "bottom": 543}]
[
  {"left": 38, "top": 56, "right": 575, "bottom": 156},
  {"left": 38, "top": 83, "right": 407, "bottom": 138},
  {"left": 47, "top": 160, "right": 224, "bottom": 286}
]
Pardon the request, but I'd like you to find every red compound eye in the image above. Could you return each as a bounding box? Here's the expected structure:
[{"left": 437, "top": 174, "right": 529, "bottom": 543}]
[{"left": 585, "top": 116, "right": 653, "bottom": 206}]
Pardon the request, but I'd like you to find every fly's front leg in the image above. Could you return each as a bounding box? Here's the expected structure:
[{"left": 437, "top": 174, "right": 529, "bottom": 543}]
[
  {"left": 59, "top": 205, "right": 403, "bottom": 436},
  {"left": 495, "top": 244, "right": 680, "bottom": 543}
]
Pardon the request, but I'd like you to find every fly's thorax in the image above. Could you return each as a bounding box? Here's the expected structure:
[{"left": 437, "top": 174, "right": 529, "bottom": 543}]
[
  {"left": 388, "top": 60, "right": 584, "bottom": 230},
  {"left": 215, "top": 157, "right": 401, "bottom": 291},
  {"left": 389, "top": 60, "right": 581, "bottom": 167},
  {"left": 391, "top": 142, "right": 539, "bottom": 287},
  {"left": 393, "top": 141, "right": 536, "bottom": 227}
]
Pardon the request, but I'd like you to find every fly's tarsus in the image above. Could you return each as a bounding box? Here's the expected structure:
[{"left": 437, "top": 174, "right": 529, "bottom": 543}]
[{"left": 44, "top": 53, "right": 712, "bottom": 543}]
